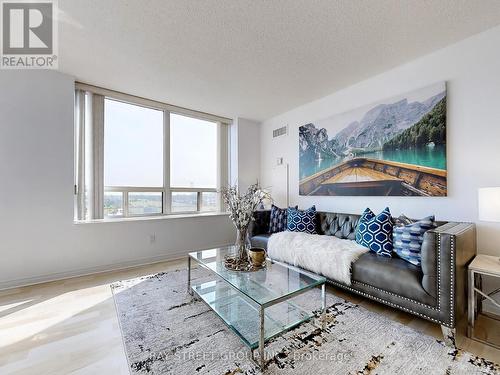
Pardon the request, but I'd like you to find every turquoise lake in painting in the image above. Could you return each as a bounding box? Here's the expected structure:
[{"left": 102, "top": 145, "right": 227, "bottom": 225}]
[{"left": 299, "top": 145, "right": 446, "bottom": 180}]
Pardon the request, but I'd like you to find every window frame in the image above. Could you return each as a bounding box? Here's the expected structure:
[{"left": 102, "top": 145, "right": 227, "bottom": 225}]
[
  {"left": 104, "top": 187, "right": 164, "bottom": 218},
  {"left": 75, "top": 83, "right": 231, "bottom": 221},
  {"left": 170, "top": 188, "right": 219, "bottom": 214}
]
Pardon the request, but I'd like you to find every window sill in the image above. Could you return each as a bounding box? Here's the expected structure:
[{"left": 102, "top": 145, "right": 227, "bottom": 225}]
[{"left": 74, "top": 211, "right": 230, "bottom": 224}]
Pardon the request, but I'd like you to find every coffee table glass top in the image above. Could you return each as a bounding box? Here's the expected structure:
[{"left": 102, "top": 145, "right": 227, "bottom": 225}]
[{"left": 189, "top": 246, "right": 326, "bottom": 307}]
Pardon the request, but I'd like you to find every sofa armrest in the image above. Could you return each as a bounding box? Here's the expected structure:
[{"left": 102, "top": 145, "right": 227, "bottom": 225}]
[
  {"left": 421, "top": 222, "right": 476, "bottom": 327},
  {"left": 421, "top": 231, "right": 438, "bottom": 298},
  {"left": 249, "top": 210, "right": 271, "bottom": 237}
]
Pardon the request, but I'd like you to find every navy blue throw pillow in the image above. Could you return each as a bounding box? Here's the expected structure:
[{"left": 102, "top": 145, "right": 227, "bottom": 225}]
[
  {"left": 287, "top": 206, "right": 317, "bottom": 234},
  {"left": 269, "top": 205, "right": 298, "bottom": 233},
  {"left": 355, "top": 207, "right": 393, "bottom": 257}
]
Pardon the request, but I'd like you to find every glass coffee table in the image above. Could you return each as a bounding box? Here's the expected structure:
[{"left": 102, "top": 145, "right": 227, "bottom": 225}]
[{"left": 187, "top": 246, "right": 326, "bottom": 368}]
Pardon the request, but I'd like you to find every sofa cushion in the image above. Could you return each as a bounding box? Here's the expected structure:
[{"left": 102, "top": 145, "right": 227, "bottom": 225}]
[
  {"left": 250, "top": 210, "right": 271, "bottom": 237},
  {"left": 352, "top": 252, "right": 435, "bottom": 306},
  {"left": 287, "top": 206, "right": 317, "bottom": 234},
  {"left": 318, "top": 212, "right": 361, "bottom": 240},
  {"left": 250, "top": 233, "right": 271, "bottom": 249},
  {"left": 355, "top": 207, "right": 393, "bottom": 257},
  {"left": 393, "top": 215, "right": 436, "bottom": 266},
  {"left": 268, "top": 205, "right": 297, "bottom": 233}
]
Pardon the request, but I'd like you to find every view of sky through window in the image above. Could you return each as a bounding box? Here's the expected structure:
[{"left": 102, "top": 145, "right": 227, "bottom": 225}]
[
  {"left": 104, "top": 99, "right": 164, "bottom": 187},
  {"left": 170, "top": 113, "right": 217, "bottom": 188}
]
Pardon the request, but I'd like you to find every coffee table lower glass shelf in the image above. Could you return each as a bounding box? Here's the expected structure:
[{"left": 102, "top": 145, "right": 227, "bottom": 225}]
[{"left": 192, "top": 279, "right": 313, "bottom": 350}]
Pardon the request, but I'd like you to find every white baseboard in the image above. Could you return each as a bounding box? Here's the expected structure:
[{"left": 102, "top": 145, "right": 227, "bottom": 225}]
[{"left": 0, "top": 244, "right": 230, "bottom": 291}]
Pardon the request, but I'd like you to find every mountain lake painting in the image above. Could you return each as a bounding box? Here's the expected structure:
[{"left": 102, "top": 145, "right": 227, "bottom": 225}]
[{"left": 299, "top": 82, "right": 447, "bottom": 197}]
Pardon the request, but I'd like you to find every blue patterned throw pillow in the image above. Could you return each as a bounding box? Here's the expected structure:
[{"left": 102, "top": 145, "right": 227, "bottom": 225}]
[
  {"left": 393, "top": 216, "right": 436, "bottom": 266},
  {"left": 355, "top": 207, "right": 393, "bottom": 257},
  {"left": 287, "top": 206, "right": 317, "bottom": 234},
  {"left": 268, "top": 205, "right": 298, "bottom": 233}
]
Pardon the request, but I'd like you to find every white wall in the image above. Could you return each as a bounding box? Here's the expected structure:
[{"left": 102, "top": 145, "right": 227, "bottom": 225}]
[
  {"left": 260, "top": 25, "right": 500, "bottom": 257},
  {"left": 0, "top": 70, "right": 234, "bottom": 289},
  {"left": 230, "top": 117, "right": 261, "bottom": 191}
]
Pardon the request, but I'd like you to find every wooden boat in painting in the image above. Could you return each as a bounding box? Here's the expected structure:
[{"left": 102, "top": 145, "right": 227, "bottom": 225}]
[{"left": 299, "top": 158, "right": 447, "bottom": 196}]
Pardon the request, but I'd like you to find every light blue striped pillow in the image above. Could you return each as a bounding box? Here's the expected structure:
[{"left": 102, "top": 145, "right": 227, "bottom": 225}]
[{"left": 393, "top": 216, "right": 436, "bottom": 266}]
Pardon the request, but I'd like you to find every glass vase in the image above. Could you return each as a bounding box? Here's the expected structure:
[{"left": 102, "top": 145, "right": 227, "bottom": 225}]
[{"left": 235, "top": 227, "right": 250, "bottom": 262}]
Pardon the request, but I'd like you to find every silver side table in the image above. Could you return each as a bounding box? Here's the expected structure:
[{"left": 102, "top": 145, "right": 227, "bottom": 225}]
[{"left": 468, "top": 254, "right": 500, "bottom": 349}]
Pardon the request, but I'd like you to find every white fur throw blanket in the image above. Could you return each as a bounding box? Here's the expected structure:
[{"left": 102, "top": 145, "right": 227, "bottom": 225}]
[{"left": 267, "top": 231, "right": 369, "bottom": 285}]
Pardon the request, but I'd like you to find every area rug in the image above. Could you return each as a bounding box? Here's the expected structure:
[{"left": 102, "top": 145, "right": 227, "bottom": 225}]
[{"left": 111, "top": 268, "right": 500, "bottom": 374}]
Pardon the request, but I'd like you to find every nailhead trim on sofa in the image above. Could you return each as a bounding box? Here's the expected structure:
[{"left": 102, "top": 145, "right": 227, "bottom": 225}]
[
  {"left": 437, "top": 233, "right": 441, "bottom": 311},
  {"left": 450, "top": 235, "right": 455, "bottom": 327},
  {"left": 351, "top": 281, "right": 439, "bottom": 310},
  {"left": 326, "top": 279, "right": 444, "bottom": 325}
]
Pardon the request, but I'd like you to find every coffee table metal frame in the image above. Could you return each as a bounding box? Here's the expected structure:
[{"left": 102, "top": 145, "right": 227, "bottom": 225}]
[{"left": 187, "top": 251, "right": 326, "bottom": 368}]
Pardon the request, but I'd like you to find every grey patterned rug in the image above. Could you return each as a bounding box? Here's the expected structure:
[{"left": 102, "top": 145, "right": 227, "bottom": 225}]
[{"left": 111, "top": 268, "right": 500, "bottom": 374}]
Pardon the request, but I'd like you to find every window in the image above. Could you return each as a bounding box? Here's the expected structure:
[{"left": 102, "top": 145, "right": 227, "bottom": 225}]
[
  {"left": 171, "top": 191, "right": 198, "bottom": 213},
  {"left": 170, "top": 114, "right": 218, "bottom": 188},
  {"left": 169, "top": 113, "right": 219, "bottom": 213},
  {"left": 103, "top": 192, "right": 123, "bottom": 217},
  {"left": 103, "top": 99, "right": 164, "bottom": 217},
  {"left": 104, "top": 99, "right": 163, "bottom": 187},
  {"left": 128, "top": 192, "right": 163, "bottom": 215},
  {"left": 74, "top": 84, "right": 230, "bottom": 221},
  {"left": 201, "top": 192, "right": 218, "bottom": 212}
]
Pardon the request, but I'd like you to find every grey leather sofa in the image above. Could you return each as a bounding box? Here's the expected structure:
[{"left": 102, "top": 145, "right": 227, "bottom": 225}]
[{"left": 249, "top": 210, "right": 476, "bottom": 344}]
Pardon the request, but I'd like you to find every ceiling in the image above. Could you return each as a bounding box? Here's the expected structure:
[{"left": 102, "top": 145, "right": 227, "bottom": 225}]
[{"left": 58, "top": 0, "right": 500, "bottom": 121}]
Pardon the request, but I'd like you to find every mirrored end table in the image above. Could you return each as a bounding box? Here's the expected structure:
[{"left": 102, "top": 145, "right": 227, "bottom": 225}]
[{"left": 468, "top": 254, "right": 500, "bottom": 349}]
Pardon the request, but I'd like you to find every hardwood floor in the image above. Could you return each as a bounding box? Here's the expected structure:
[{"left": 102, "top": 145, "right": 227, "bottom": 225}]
[{"left": 0, "top": 259, "right": 499, "bottom": 374}]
